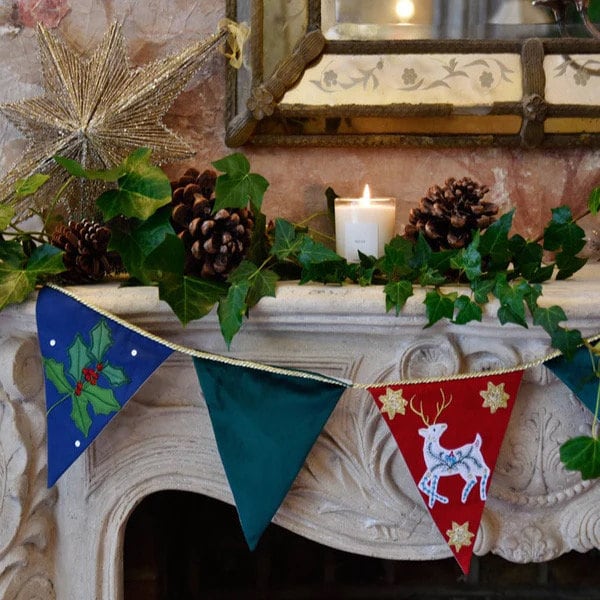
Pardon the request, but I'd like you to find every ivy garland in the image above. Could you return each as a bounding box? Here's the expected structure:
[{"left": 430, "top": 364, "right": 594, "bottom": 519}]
[{"left": 2, "top": 149, "right": 600, "bottom": 479}]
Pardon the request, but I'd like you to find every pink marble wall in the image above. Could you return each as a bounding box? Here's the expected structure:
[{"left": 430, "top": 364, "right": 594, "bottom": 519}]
[{"left": 2, "top": 0, "right": 600, "bottom": 241}]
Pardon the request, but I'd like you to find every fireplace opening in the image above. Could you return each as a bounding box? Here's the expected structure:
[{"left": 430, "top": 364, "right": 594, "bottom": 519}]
[{"left": 124, "top": 491, "right": 600, "bottom": 600}]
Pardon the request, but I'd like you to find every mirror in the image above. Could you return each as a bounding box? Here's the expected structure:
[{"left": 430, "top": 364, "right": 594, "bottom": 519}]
[{"left": 225, "top": 0, "right": 600, "bottom": 147}]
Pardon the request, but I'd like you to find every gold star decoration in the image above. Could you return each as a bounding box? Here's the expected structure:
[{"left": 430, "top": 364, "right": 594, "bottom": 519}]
[
  {"left": 479, "top": 381, "right": 510, "bottom": 414},
  {"left": 379, "top": 387, "right": 409, "bottom": 420},
  {"left": 0, "top": 20, "right": 245, "bottom": 219},
  {"left": 446, "top": 521, "right": 475, "bottom": 553}
]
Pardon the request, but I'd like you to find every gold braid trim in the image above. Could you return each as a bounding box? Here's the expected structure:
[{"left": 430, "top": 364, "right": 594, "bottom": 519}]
[
  {"left": 46, "top": 284, "right": 350, "bottom": 388},
  {"left": 45, "top": 284, "right": 599, "bottom": 391}
]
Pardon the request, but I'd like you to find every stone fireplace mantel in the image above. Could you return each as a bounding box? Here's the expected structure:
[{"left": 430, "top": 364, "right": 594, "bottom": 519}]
[{"left": 1, "top": 265, "right": 600, "bottom": 599}]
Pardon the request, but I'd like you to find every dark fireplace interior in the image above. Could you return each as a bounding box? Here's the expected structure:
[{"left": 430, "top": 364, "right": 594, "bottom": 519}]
[{"left": 124, "top": 491, "right": 600, "bottom": 600}]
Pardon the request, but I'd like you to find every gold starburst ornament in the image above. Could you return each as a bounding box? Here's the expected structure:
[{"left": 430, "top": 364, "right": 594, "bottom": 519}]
[
  {"left": 379, "top": 387, "right": 409, "bottom": 420},
  {"left": 0, "top": 19, "right": 248, "bottom": 220},
  {"left": 446, "top": 521, "right": 475, "bottom": 552},
  {"left": 479, "top": 381, "right": 510, "bottom": 414}
]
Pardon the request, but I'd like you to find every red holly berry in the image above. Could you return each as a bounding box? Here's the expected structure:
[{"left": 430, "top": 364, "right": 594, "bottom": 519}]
[{"left": 74, "top": 381, "right": 83, "bottom": 396}]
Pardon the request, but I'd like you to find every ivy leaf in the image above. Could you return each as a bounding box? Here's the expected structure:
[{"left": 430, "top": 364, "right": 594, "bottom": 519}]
[
  {"left": 14, "top": 173, "right": 50, "bottom": 198},
  {"left": 424, "top": 290, "right": 457, "bottom": 328},
  {"left": 471, "top": 277, "right": 496, "bottom": 304},
  {"left": 510, "top": 235, "right": 554, "bottom": 283},
  {"left": 83, "top": 384, "right": 121, "bottom": 416},
  {"left": 543, "top": 206, "right": 586, "bottom": 255},
  {"left": 0, "top": 269, "right": 35, "bottom": 310},
  {"left": 384, "top": 280, "right": 413, "bottom": 315},
  {"left": 0, "top": 206, "right": 13, "bottom": 233},
  {"left": 300, "top": 260, "right": 348, "bottom": 284},
  {"left": 247, "top": 210, "right": 270, "bottom": 265},
  {"left": 71, "top": 394, "right": 92, "bottom": 437},
  {"left": 589, "top": 186, "right": 600, "bottom": 215},
  {"left": 493, "top": 275, "right": 528, "bottom": 328},
  {"left": 450, "top": 234, "right": 482, "bottom": 280},
  {"left": 68, "top": 334, "right": 91, "bottom": 382},
  {"left": 0, "top": 240, "right": 26, "bottom": 268},
  {"left": 100, "top": 363, "right": 130, "bottom": 387},
  {"left": 212, "top": 153, "right": 269, "bottom": 213},
  {"left": 43, "top": 357, "right": 73, "bottom": 394},
  {"left": 96, "top": 148, "right": 172, "bottom": 220},
  {"left": 297, "top": 236, "right": 342, "bottom": 267},
  {"left": 228, "top": 260, "right": 279, "bottom": 308},
  {"left": 270, "top": 218, "right": 304, "bottom": 261},
  {"left": 550, "top": 327, "right": 583, "bottom": 360},
  {"left": 25, "top": 244, "right": 66, "bottom": 277},
  {"left": 555, "top": 253, "right": 587, "bottom": 281},
  {"left": 381, "top": 236, "right": 416, "bottom": 280},
  {"left": 479, "top": 210, "right": 514, "bottom": 270},
  {"left": 143, "top": 233, "right": 185, "bottom": 277},
  {"left": 533, "top": 305, "right": 568, "bottom": 335},
  {"left": 453, "top": 295, "right": 483, "bottom": 325},
  {"left": 417, "top": 266, "right": 446, "bottom": 287},
  {"left": 427, "top": 248, "right": 459, "bottom": 275},
  {"left": 218, "top": 280, "right": 251, "bottom": 348},
  {"left": 560, "top": 436, "right": 600, "bottom": 479},
  {"left": 409, "top": 234, "right": 432, "bottom": 270},
  {"left": 0, "top": 241, "right": 60, "bottom": 308},
  {"left": 158, "top": 273, "right": 227, "bottom": 326},
  {"left": 89, "top": 320, "right": 113, "bottom": 363},
  {"left": 108, "top": 205, "right": 175, "bottom": 284}
]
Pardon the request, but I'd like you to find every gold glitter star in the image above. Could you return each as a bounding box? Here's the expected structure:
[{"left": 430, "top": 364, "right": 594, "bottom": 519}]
[
  {"left": 446, "top": 521, "right": 475, "bottom": 553},
  {"left": 379, "top": 387, "right": 409, "bottom": 420},
  {"left": 0, "top": 21, "right": 232, "bottom": 219},
  {"left": 480, "top": 381, "right": 510, "bottom": 414}
]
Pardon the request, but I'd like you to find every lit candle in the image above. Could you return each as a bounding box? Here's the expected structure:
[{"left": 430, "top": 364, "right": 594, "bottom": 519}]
[{"left": 334, "top": 185, "right": 396, "bottom": 262}]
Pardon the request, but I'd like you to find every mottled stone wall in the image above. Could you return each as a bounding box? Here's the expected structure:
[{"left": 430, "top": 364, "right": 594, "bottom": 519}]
[{"left": 1, "top": 0, "right": 600, "bottom": 241}]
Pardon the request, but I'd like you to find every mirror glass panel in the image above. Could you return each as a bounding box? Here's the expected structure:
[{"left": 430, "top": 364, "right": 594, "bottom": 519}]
[{"left": 322, "top": 0, "right": 583, "bottom": 40}]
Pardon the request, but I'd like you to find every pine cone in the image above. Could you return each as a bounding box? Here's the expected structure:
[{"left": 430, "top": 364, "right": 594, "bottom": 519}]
[
  {"left": 51, "top": 220, "right": 117, "bottom": 283},
  {"left": 170, "top": 168, "right": 254, "bottom": 279},
  {"left": 404, "top": 177, "right": 498, "bottom": 251}
]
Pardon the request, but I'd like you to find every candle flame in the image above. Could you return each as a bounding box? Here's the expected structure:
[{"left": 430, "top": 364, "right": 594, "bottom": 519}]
[{"left": 361, "top": 184, "right": 371, "bottom": 205}]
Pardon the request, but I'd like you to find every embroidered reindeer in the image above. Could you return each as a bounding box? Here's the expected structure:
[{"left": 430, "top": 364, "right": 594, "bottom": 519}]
[{"left": 410, "top": 391, "right": 490, "bottom": 508}]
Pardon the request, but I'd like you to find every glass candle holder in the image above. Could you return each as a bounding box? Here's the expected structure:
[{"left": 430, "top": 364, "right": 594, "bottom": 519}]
[{"left": 334, "top": 185, "right": 396, "bottom": 262}]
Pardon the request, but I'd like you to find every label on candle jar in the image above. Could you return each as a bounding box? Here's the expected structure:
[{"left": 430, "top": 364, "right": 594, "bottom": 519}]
[{"left": 344, "top": 222, "right": 378, "bottom": 260}]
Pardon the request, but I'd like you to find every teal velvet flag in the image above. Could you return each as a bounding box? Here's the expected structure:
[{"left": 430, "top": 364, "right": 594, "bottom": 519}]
[
  {"left": 545, "top": 346, "right": 599, "bottom": 415},
  {"left": 193, "top": 357, "right": 347, "bottom": 549}
]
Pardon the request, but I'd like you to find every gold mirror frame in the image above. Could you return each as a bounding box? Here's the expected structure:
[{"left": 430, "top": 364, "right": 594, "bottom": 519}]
[{"left": 225, "top": 0, "right": 600, "bottom": 148}]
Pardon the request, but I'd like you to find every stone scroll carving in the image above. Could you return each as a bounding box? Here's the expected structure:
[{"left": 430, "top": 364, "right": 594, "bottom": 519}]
[
  {"left": 276, "top": 333, "right": 600, "bottom": 563},
  {"left": 0, "top": 336, "right": 56, "bottom": 599}
]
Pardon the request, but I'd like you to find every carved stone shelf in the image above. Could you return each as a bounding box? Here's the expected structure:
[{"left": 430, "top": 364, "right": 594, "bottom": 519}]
[{"left": 1, "top": 265, "right": 600, "bottom": 598}]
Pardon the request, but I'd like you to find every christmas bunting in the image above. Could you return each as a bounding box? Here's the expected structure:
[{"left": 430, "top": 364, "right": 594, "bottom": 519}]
[
  {"left": 35, "top": 284, "right": 600, "bottom": 567},
  {"left": 368, "top": 371, "right": 524, "bottom": 574},
  {"left": 36, "top": 286, "right": 173, "bottom": 486},
  {"left": 193, "top": 357, "right": 347, "bottom": 549}
]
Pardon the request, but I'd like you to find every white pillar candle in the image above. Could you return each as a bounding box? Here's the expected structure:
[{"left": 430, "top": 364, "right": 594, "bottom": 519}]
[{"left": 334, "top": 185, "right": 396, "bottom": 262}]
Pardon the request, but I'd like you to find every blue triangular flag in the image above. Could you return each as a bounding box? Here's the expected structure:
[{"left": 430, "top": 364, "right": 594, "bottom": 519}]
[
  {"left": 36, "top": 286, "right": 173, "bottom": 486},
  {"left": 193, "top": 357, "right": 347, "bottom": 549},
  {"left": 545, "top": 346, "right": 598, "bottom": 414}
]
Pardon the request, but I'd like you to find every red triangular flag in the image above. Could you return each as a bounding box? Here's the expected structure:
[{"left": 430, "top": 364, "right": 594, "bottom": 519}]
[{"left": 368, "top": 371, "right": 524, "bottom": 574}]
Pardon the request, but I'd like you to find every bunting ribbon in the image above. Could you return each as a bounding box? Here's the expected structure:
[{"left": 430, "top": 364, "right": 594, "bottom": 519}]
[{"left": 33, "top": 284, "right": 600, "bottom": 573}]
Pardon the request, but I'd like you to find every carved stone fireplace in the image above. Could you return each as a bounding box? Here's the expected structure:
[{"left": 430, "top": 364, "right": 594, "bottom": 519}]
[{"left": 1, "top": 266, "right": 600, "bottom": 599}]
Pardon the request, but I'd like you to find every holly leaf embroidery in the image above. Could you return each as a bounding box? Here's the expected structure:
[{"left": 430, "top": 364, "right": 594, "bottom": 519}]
[
  {"left": 43, "top": 357, "right": 72, "bottom": 395},
  {"left": 68, "top": 333, "right": 91, "bottom": 382},
  {"left": 89, "top": 320, "right": 112, "bottom": 363},
  {"left": 71, "top": 393, "right": 92, "bottom": 437},
  {"left": 83, "top": 385, "right": 121, "bottom": 416},
  {"left": 100, "top": 363, "right": 130, "bottom": 387}
]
